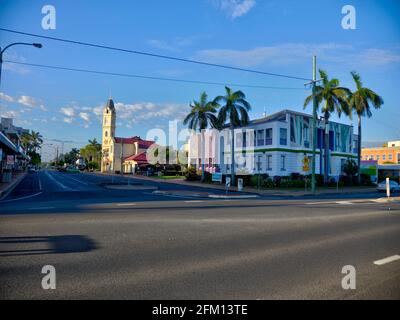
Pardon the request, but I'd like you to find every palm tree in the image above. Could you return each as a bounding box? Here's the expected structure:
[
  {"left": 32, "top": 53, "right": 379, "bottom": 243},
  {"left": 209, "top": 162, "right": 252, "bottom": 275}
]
[
  {"left": 184, "top": 92, "right": 219, "bottom": 182},
  {"left": 304, "top": 70, "right": 351, "bottom": 184},
  {"left": 30, "top": 131, "right": 43, "bottom": 152},
  {"left": 348, "top": 71, "right": 383, "bottom": 184},
  {"left": 214, "top": 86, "right": 251, "bottom": 185}
]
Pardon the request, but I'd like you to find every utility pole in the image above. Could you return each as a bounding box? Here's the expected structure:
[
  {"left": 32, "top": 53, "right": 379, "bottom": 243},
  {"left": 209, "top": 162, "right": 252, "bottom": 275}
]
[
  {"left": 305, "top": 56, "right": 319, "bottom": 194},
  {"left": 312, "top": 56, "right": 317, "bottom": 193}
]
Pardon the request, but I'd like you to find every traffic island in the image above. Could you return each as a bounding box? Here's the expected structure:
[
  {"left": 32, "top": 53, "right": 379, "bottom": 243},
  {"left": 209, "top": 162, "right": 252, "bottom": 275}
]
[
  {"left": 152, "top": 190, "right": 259, "bottom": 199},
  {"left": 98, "top": 182, "right": 158, "bottom": 191}
]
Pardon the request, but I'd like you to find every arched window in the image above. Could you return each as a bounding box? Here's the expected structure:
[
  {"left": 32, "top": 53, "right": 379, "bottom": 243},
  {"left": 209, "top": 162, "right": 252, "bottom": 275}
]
[{"left": 105, "top": 131, "right": 108, "bottom": 137}]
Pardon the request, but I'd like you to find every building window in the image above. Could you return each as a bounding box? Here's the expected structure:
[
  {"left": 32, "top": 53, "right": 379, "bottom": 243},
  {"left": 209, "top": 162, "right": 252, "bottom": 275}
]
[
  {"left": 382, "top": 155, "right": 386, "bottom": 161},
  {"left": 398, "top": 153, "right": 400, "bottom": 164},
  {"left": 257, "top": 154, "right": 262, "bottom": 172},
  {"left": 388, "top": 154, "right": 393, "bottom": 161},
  {"left": 266, "top": 128, "right": 273, "bottom": 145},
  {"left": 105, "top": 131, "right": 108, "bottom": 137},
  {"left": 280, "top": 155, "right": 286, "bottom": 171},
  {"left": 335, "top": 132, "right": 340, "bottom": 150},
  {"left": 303, "top": 126, "right": 309, "bottom": 147},
  {"left": 257, "top": 129, "right": 265, "bottom": 146},
  {"left": 376, "top": 155, "right": 380, "bottom": 161},
  {"left": 280, "top": 128, "right": 287, "bottom": 145},
  {"left": 267, "top": 155, "right": 272, "bottom": 171}
]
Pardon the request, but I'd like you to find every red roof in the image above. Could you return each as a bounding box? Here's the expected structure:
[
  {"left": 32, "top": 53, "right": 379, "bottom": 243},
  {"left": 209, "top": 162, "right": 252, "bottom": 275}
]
[
  {"left": 124, "top": 152, "right": 149, "bottom": 164},
  {"left": 114, "top": 136, "right": 154, "bottom": 149}
]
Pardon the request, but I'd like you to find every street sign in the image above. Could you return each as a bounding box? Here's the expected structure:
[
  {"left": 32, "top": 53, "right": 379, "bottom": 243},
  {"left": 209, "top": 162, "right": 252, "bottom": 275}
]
[
  {"left": 6, "top": 155, "right": 14, "bottom": 165},
  {"left": 302, "top": 155, "right": 310, "bottom": 173},
  {"left": 212, "top": 172, "right": 222, "bottom": 183},
  {"left": 237, "top": 178, "right": 243, "bottom": 192},
  {"left": 386, "top": 177, "right": 390, "bottom": 198},
  {"left": 226, "top": 177, "right": 231, "bottom": 188}
]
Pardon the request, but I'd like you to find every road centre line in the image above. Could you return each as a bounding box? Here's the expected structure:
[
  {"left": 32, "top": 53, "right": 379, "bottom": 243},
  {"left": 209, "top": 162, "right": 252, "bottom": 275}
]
[
  {"left": 44, "top": 170, "right": 71, "bottom": 190},
  {"left": 28, "top": 206, "right": 55, "bottom": 210},
  {"left": 62, "top": 174, "right": 89, "bottom": 185},
  {"left": 373, "top": 255, "right": 400, "bottom": 266}
]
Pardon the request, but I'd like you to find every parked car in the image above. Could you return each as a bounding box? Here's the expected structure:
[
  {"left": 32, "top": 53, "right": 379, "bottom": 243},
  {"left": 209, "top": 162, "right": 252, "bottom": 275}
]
[{"left": 377, "top": 180, "right": 400, "bottom": 193}]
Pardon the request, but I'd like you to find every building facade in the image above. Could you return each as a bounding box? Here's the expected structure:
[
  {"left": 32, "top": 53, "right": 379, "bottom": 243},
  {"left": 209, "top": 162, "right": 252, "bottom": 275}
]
[
  {"left": 188, "top": 109, "right": 358, "bottom": 178},
  {"left": 362, "top": 141, "right": 400, "bottom": 165},
  {"left": 100, "top": 98, "right": 154, "bottom": 173}
]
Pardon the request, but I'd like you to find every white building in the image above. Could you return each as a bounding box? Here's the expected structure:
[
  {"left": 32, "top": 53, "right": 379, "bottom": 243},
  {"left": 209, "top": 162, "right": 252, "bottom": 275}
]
[{"left": 188, "top": 109, "right": 358, "bottom": 178}]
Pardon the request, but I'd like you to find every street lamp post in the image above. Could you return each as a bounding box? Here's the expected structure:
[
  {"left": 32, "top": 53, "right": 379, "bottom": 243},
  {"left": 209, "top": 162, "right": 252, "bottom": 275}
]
[{"left": 0, "top": 42, "right": 42, "bottom": 87}]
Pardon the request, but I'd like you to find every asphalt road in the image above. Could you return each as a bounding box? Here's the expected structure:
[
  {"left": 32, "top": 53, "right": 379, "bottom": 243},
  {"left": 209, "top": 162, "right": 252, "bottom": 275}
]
[{"left": 0, "top": 170, "right": 399, "bottom": 299}]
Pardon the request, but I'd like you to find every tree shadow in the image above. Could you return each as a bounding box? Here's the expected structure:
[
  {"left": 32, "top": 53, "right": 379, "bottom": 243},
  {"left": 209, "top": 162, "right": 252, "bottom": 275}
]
[{"left": 0, "top": 235, "right": 98, "bottom": 257}]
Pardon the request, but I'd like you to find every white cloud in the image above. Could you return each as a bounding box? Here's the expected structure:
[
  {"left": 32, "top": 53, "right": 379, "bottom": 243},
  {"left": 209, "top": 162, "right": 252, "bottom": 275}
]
[
  {"left": 16, "top": 95, "right": 47, "bottom": 111},
  {"left": 0, "top": 92, "right": 14, "bottom": 103},
  {"left": 195, "top": 43, "right": 400, "bottom": 68},
  {"left": 60, "top": 107, "right": 76, "bottom": 117},
  {"left": 90, "top": 101, "right": 189, "bottom": 128},
  {"left": 0, "top": 110, "right": 19, "bottom": 118},
  {"left": 79, "top": 112, "right": 90, "bottom": 122},
  {"left": 213, "top": 0, "right": 256, "bottom": 19},
  {"left": 63, "top": 117, "right": 73, "bottom": 124}
]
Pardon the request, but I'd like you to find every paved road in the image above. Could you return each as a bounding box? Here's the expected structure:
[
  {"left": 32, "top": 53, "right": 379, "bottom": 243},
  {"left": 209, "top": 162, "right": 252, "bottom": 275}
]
[{"left": 0, "top": 170, "right": 399, "bottom": 299}]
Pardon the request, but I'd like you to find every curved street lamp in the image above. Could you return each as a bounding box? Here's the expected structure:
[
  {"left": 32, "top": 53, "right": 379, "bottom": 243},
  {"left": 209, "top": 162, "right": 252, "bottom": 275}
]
[{"left": 0, "top": 42, "right": 43, "bottom": 87}]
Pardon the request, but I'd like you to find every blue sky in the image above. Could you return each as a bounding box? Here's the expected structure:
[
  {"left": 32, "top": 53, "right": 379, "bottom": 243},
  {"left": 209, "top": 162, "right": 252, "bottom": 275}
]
[{"left": 0, "top": 0, "right": 399, "bottom": 160}]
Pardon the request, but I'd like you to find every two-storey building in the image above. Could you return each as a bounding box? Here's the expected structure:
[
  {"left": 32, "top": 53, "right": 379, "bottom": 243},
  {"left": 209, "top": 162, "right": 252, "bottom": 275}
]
[{"left": 188, "top": 109, "right": 358, "bottom": 178}]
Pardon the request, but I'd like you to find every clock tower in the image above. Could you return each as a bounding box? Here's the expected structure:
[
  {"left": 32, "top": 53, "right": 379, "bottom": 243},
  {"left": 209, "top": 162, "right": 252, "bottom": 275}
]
[{"left": 101, "top": 98, "right": 116, "bottom": 172}]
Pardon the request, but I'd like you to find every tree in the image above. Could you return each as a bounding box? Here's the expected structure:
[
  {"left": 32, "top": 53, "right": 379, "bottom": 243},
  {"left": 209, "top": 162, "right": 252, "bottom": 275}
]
[
  {"left": 63, "top": 148, "right": 80, "bottom": 165},
  {"left": 348, "top": 71, "right": 383, "bottom": 184},
  {"left": 304, "top": 70, "right": 351, "bottom": 184},
  {"left": 80, "top": 139, "right": 102, "bottom": 169},
  {"left": 214, "top": 86, "right": 251, "bottom": 185},
  {"left": 184, "top": 92, "right": 219, "bottom": 182},
  {"left": 20, "top": 130, "right": 44, "bottom": 165}
]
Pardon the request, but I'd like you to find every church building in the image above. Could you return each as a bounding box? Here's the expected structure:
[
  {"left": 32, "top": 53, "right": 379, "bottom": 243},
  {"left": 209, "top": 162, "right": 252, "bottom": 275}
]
[{"left": 101, "top": 98, "right": 155, "bottom": 173}]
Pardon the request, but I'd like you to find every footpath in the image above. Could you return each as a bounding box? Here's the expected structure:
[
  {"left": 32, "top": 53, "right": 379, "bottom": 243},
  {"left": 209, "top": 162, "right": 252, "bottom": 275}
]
[{"left": 0, "top": 171, "right": 27, "bottom": 200}]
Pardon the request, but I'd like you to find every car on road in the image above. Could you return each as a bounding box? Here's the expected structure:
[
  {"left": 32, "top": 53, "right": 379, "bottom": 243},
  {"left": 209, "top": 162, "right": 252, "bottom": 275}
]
[
  {"left": 377, "top": 180, "right": 400, "bottom": 193},
  {"left": 27, "top": 166, "right": 37, "bottom": 173}
]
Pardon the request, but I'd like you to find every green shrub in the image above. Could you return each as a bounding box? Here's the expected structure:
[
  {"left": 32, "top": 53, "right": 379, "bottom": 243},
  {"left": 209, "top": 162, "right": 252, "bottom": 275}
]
[{"left": 184, "top": 166, "right": 199, "bottom": 181}]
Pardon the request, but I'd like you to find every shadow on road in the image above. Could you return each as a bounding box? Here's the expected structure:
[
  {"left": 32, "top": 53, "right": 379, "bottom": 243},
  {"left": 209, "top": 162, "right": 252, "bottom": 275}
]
[{"left": 0, "top": 235, "right": 99, "bottom": 257}]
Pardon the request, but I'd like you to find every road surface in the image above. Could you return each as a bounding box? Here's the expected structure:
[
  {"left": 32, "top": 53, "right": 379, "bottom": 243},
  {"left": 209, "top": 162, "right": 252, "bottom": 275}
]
[{"left": 0, "top": 170, "right": 399, "bottom": 299}]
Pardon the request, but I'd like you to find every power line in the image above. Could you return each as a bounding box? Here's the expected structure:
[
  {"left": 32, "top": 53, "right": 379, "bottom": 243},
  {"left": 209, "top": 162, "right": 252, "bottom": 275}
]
[
  {"left": 0, "top": 27, "right": 311, "bottom": 81},
  {"left": 4, "top": 60, "right": 307, "bottom": 91}
]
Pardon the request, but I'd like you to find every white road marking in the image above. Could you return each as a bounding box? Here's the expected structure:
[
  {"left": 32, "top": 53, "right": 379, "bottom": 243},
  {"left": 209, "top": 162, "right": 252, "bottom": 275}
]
[
  {"left": 63, "top": 174, "right": 89, "bottom": 185},
  {"left": 335, "top": 201, "right": 354, "bottom": 205},
  {"left": 304, "top": 201, "right": 336, "bottom": 205},
  {"left": 37, "top": 172, "right": 42, "bottom": 191},
  {"left": 0, "top": 192, "right": 43, "bottom": 203},
  {"left": 184, "top": 200, "right": 204, "bottom": 203},
  {"left": 116, "top": 203, "right": 137, "bottom": 206},
  {"left": 28, "top": 206, "right": 55, "bottom": 210},
  {"left": 44, "top": 170, "right": 71, "bottom": 190},
  {"left": 374, "top": 255, "right": 400, "bottom": 266}
]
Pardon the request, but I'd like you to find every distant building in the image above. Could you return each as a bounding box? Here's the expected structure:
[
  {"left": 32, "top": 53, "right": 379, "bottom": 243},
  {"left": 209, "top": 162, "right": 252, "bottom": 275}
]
[
  {"left": 188, "top": 109, "right": 358, "bottom": 178},
  {"left": 0, "top": 117, "right": 29, "bottom": 182},
  {"left": 100, "top": 98, "right": 155, "bottom": 173},
  {"left": 362, "top": 140, "right": 400, "bottom": 165}
]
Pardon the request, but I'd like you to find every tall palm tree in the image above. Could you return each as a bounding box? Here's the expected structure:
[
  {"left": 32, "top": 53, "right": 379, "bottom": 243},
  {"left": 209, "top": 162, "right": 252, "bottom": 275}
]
[
  {"left": 184, "top": 92, "right": 219, "bottom": 182},
  {"left": 214, "top": 86, "right": 251, "bottom": 185},
  {"left": 348, "top": 71, "right": 383, "bottom": 184},
  {"left": 304, "top": 70, "right": 351, "bottom": 184},
  {"left": 30, "top": 131, "right": 43, "bottom": 152}
]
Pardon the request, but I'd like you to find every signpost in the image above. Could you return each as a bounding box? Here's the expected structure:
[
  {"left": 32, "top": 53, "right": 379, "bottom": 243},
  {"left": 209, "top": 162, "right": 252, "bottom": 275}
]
[
  {"left": 386, "top": 177, "right": 390, "bottom": 198},
  {"left": 225, "top": 176, "right": 231, "bottom": 195},
  {"left": 237, "top": 178, "right": 243, "bottom": 192},
  {"left": 302, "top": 155, "right": 310, "bottom": 191}
]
